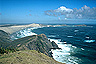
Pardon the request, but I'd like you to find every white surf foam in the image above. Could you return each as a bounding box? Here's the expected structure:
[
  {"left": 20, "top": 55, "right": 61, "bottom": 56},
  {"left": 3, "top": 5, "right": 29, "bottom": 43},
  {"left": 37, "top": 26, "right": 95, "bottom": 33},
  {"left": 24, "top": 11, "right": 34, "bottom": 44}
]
[
  {"left": 48, "top": 35, "right": 56, "bottom": 37},
  {"left": 49, "top": 38, "right": 81, "bottom": 64},
  {"left": 74, "top": 30, "right": 79, "bottom": 32},
  {"left": 84, "top": 40, "right": 95, "bottom": 43},
  {"left": 67, "top": 36, "right": 73, "bottom": 38},
  {"left": 11, "top": 27, "right": 42, "bottom": 40}
]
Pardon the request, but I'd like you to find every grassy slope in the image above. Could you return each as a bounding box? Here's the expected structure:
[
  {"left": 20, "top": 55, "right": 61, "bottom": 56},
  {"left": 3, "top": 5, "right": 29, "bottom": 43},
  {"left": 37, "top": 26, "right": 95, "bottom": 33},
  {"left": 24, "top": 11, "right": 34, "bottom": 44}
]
[
  {"left": 0, "top": 50, "right": 64, "bottom": 64},
  {"left": 0, "top": 30, "right": 63, "bottom": 64}
]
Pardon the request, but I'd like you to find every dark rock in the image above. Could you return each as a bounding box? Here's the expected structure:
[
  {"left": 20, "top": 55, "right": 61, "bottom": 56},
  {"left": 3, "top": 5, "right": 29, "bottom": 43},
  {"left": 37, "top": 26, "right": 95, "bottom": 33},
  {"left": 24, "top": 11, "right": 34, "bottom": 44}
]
[
  {"left": 0, "top": 30, "right": 59, "bottom": 57},
  {"left": 12, "top": 34, "right": 59, "bottom": 57},
  {"left": 0, "top": 30, "right": 11, "bottom": 48}
]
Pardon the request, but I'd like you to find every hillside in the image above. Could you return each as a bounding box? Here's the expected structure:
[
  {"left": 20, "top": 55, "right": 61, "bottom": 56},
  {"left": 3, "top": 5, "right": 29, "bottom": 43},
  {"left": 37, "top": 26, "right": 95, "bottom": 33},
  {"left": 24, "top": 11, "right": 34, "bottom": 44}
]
[
  {"left": 0, "top": 30, "right": 11, "bottom": 48},
  {"left": 0, "top": 30, "right": 63, "bottom": 64},
  {"left": 12, "top": 34, "right": 59, "bottom": 57},
  {"left": 0, "top": 50, "right": 64, "bottom": 64},
  {"left": 0, "top": 30, "right": 59, "bottom": 57}
]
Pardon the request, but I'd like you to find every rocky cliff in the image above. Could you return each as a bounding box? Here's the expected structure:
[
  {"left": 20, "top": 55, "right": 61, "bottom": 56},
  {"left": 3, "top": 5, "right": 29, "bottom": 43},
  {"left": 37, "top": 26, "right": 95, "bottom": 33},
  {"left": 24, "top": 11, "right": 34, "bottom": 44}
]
[
  {"left": 0, "top": 30, "right": 11, "bottom": 48},
  {"left": 0, "top": 30, "right": 59, "bottom": 57},
  {"left": 0, "top": 29, "right": 63, "bottom": 64},
  {"left": 12, "top": 34, "right": 59, "bottom": 57}
]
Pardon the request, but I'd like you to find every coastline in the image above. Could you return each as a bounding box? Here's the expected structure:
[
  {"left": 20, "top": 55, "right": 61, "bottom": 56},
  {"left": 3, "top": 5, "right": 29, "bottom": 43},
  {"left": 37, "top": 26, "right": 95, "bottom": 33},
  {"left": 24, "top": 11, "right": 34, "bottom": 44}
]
[
  {"left": 0, "top": 23, "right": 95, "bottom": 64},
  {"left": 0, "top": 23, "right": 62, "bottom": 34},
  {"left": 0, "top": 23, "right": 87, "bottom": 34},
  {"left": 0, "top": 23, "right": 42, "bottom": 34}
]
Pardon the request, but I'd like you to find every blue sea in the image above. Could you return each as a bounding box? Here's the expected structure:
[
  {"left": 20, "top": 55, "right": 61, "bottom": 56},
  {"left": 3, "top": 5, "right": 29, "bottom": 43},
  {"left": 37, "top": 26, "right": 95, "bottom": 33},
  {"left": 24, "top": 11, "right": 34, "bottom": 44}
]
[{"left": 11, "top": 24, "right": 96, "bottom": 64}]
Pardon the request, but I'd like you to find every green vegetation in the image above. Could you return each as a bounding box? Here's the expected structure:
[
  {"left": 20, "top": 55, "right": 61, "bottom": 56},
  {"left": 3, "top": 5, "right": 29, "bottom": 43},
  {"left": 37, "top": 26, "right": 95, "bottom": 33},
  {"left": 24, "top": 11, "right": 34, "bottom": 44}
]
[
  {"left": 0, "top": 47, "right": 19, "bottom": 54},
  {"left": 10, "top": 34, "right": 57, "bottom": 57},
  {"left": 0, "top": 30, "right": 62, "bottom": 64},
  {"left": 0, "top": 30, "right": 59, "bottom": 57},
  {"left": 0, "top": 50, "right": 64, "bottom": 64}
]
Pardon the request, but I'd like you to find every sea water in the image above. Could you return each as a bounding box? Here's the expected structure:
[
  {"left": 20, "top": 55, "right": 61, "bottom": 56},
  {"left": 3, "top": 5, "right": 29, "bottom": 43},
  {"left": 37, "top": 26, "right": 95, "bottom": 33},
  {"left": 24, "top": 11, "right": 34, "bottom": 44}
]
[{"left": 11, "top": 24, "right": 96, "bottom": 64}]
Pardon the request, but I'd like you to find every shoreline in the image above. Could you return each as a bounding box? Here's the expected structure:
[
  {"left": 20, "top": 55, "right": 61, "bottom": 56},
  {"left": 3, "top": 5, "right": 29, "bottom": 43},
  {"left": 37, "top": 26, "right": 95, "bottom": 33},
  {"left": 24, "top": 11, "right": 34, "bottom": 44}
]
[
  {"left": 0, "top": 23, "right": 88, "bottom": 34},
  {"left": 0, "top": 23, "right": 43, "bottom": 34},
  {"left": 0, "top": 23, "right": 95, "bottom": 64},
  {"left": 0, "top": 23, "right": 64, "bottom": 34}
]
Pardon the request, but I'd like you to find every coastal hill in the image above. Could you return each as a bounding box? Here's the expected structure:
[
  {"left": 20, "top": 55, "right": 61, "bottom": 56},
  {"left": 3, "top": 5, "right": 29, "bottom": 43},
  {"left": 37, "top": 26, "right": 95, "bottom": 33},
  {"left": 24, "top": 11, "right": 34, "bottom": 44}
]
[
  {"left": 0, "top": 24, "right": 87, "bottom": 64},
  {"left": 0, "top": 30, "right": 59, "bottom": 57},
  {"left": 0, "top": 30, "right": 11, "bottom": 48},
  {"left": 0, "top": 50, "right": 64, "bottom": 64},
  {"left": 12, "top": 34, "right": 59, "bottom": 57},
  {"left": 0, "top": 30, "right": 63, "bottom": 64}
]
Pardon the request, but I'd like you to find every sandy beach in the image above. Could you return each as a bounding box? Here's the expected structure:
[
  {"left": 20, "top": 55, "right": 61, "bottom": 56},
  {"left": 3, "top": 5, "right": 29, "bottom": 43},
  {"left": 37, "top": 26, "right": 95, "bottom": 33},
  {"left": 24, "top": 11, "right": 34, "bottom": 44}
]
[
  {"left": 0, "top": 23, "right": 65, "bottom": 34},
  {"left": 0, "top": 23, "right": 86, "bottom": 34},
  {"left": 0, "top": 23, "right": 43, "bottom": 34}
]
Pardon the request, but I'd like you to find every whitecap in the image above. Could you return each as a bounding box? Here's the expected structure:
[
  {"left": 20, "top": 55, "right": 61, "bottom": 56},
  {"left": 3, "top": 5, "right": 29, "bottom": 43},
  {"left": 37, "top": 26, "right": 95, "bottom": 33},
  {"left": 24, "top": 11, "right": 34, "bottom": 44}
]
[
  {"left": 74, "top": 30, "right": 79, "bottom": 32},
  {"left": 84, "top": 40, "right": 95, "bottom": 43},
  {"left": 48, "top": 35, "right": 56, "bottom": 37},
  {"left": 63, "top": 41, "right": 67, "bottom": 43},
  {"left": 81, "top": 48, "right": 84, "bottom": 50},
  {"left": 86, "top": 37, "right": 90, "bottom": 39},
  {"left": 72, "top": 46, "right": 77, "bottom": 48},
  {"left": 67, "top": 36, "right": 73, "bottom": 38}
]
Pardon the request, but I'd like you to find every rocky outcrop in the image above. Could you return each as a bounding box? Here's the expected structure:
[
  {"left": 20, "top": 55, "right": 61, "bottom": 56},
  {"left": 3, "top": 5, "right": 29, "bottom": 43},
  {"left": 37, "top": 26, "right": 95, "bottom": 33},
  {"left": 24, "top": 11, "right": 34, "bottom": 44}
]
[
  {"left": 0, "top": 30, "right": 59, "bottom": 57},
  {"left": 12, "top": 34, "right": 59, "bottom": 57},
  {"left": 0, "top": 30, "right": 11, "bottom": 48}
]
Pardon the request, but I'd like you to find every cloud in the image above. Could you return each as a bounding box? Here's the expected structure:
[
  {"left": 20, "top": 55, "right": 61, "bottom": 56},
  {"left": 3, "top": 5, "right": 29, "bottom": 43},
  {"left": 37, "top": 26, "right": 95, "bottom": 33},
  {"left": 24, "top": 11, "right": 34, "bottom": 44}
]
[
  {"left": 44, "top": 5, "right": 96, "bottom": 19},
  {"left": 54, "top": 6, "right": 73, "bottom": 13}
]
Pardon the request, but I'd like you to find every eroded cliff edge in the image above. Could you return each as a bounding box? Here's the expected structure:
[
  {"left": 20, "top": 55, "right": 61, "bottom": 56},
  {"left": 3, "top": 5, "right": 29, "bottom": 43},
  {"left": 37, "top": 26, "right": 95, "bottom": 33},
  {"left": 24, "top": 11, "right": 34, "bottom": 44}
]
[
  {"left": 0, "top": 30, "right": 59, "bottom": 57},
  {"left": 12, "top": 34, "right": 59, "bottom": 57}
]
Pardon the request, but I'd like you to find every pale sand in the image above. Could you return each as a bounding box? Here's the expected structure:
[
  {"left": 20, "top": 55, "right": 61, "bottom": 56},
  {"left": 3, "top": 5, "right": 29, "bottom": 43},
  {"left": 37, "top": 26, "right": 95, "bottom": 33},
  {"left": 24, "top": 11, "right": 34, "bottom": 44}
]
[
  {"left": 0, "top": 23, "right": 42, "bottom": 34},
  {"left": 0, "top": 23, "right": 67, "bottom": 34}
]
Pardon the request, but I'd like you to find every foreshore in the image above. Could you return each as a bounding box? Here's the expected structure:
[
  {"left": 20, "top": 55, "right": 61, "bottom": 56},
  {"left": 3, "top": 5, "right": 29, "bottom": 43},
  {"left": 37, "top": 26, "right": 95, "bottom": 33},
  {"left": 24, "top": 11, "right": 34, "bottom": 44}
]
[
  {"left": 0, "top": 23, "right": 42, "bottom": 34},
  {"left": 0, "top": 23, "right": 66, "bottom": 34},
  {"left": 0, "top": 23, "right": 87, "bottom": 34}
]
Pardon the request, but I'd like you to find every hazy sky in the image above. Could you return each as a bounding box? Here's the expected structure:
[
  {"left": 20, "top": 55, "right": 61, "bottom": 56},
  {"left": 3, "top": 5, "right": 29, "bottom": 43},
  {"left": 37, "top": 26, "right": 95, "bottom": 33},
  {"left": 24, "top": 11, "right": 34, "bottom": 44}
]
[{"left": 0, "top": 0, "right": 96, "bottom": 24}]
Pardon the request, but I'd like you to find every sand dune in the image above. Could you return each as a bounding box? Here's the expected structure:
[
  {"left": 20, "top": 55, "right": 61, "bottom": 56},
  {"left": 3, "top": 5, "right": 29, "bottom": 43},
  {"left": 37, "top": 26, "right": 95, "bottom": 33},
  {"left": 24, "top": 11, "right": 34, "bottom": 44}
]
[
  {"left": 0, "top": 23, "right": 42, "bottom": 34},
  {"left": 0, "top": 23, "right": 66, "bottom": 34}
]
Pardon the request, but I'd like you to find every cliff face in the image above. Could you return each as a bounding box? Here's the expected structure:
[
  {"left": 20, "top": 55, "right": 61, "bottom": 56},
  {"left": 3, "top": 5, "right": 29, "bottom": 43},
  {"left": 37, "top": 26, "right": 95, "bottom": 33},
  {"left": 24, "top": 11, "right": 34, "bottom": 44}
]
[
  {"left": 0, "top": 30, "right": 11, "bottom": 48},
  {"left": 12, "top": 34, "right": 59, "bottom": 57},
  {"left": 0, "top": 30, "right": 62, "bottom": 64},
  {"left": 0, "top": 30, "right": 59, "bottom": 57}
]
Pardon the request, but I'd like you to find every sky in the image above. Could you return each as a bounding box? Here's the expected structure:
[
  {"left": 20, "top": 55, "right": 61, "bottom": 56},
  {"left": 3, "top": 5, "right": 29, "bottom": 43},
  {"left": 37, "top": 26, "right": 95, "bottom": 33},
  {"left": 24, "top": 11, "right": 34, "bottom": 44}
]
[{"left": 0, "top": 0, "right": 96, "bottom": 24}]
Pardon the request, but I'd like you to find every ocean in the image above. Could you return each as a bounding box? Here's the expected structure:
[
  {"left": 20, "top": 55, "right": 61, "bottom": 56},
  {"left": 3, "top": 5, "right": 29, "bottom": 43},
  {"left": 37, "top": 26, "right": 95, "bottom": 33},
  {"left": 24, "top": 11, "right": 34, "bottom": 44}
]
[{"left": 11, "top": 24, "right": 96, "bottom": 64}]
